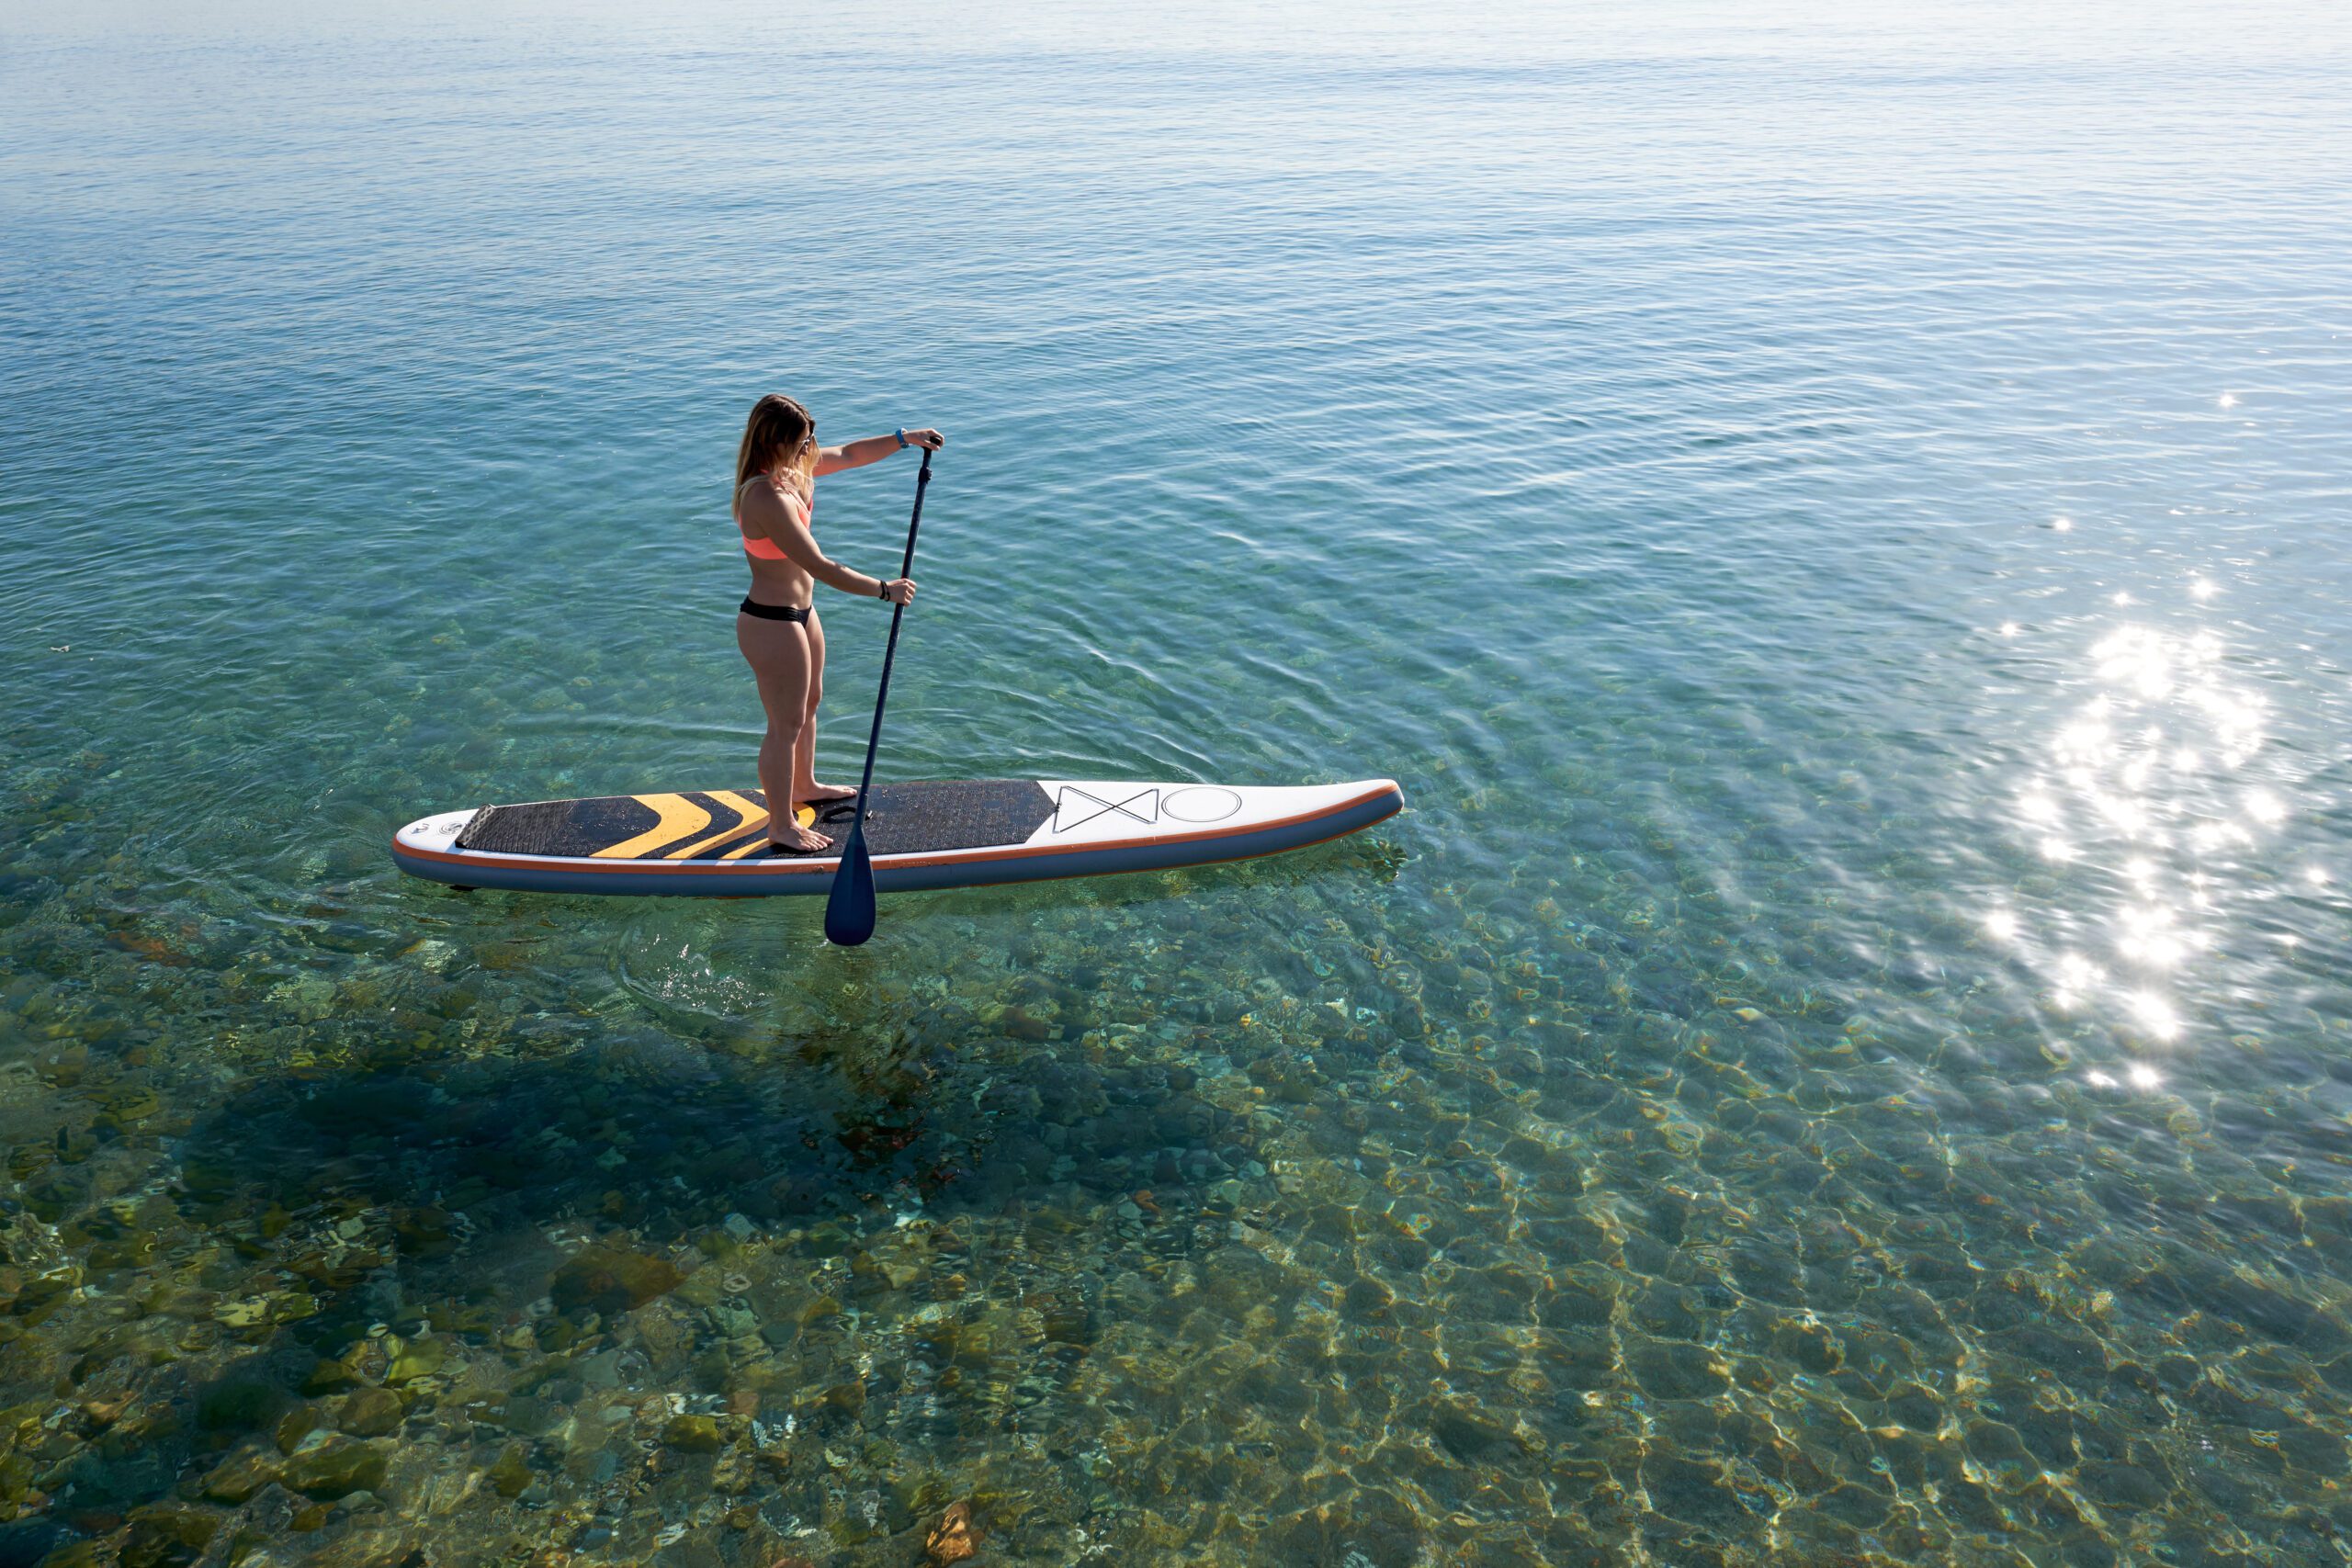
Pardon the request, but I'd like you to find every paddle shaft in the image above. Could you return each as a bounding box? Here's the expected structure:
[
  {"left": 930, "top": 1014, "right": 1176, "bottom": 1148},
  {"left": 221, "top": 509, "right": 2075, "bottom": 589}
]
[
  {"left": 849, "top": 448, "right": 932, "bottom": 811},
  {"left": 824, "top": 448, "right": 932, "bottom": 943}
]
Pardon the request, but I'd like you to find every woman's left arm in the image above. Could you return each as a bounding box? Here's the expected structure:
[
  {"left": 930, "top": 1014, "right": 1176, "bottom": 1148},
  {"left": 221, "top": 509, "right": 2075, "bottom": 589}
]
[{"left": 816, "top": 427, "right": 945, "bottom": 475}]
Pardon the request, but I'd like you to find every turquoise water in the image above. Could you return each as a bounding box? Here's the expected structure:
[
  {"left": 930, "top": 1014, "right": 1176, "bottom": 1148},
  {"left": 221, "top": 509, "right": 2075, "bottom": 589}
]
[{"left": 6, "top": 1, "right": 2352, "bottom": 1562}]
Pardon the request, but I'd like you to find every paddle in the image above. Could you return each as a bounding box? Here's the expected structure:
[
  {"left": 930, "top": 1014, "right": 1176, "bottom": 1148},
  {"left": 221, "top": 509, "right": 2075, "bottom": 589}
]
[{"left": 824, "top": 447, "right": 934, "bottom": 946}]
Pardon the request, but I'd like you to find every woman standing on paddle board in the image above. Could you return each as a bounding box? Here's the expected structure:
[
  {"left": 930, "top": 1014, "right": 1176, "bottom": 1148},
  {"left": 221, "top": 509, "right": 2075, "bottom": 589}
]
[{"left": 733, "top": 394, "right": 942, "bottom": 852}]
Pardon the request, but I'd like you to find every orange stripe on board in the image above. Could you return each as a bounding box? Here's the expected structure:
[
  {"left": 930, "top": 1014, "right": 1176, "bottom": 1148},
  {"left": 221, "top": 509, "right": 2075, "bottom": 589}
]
[
  {"left": 719, "top": 803, "right": 818, "bottom": 859},
  {"left": 592, "top": 794, "right": 711, "bottom": 859},
  {"left": 665, "top": 790, "right": 767, "bottom": 859}
]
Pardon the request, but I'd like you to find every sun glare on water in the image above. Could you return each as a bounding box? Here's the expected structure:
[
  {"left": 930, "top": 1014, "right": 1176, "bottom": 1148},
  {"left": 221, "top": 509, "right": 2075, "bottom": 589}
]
[{"left": 1989, "top": 577, "right": 2296, "bottom": 1070}]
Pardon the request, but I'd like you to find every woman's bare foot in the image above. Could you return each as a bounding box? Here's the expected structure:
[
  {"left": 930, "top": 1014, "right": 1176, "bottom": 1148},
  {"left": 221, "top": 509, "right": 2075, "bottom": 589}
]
[
  {"left": 797, "top": 783, "right": 859, "bottom": 806},
  {"left": 768, "top": 823, "right": 833, "bottom": 853}
]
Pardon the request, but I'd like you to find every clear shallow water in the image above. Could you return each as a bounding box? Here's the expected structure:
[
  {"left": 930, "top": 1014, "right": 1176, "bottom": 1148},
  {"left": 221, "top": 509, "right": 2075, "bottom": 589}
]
[{"left": 5, "top": 2, "right": 2351, "bottom": 1562}]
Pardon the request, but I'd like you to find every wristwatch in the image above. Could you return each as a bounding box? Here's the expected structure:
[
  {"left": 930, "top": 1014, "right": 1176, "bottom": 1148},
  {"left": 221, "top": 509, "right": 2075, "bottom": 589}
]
[{"left": 895, "top": 427, "right": 909, "bottom": 449}]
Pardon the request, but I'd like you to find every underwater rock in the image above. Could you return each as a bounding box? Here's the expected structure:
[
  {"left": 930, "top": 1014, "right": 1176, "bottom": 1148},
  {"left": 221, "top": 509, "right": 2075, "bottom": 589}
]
[
  {"left": 487, "top": 1394, "right": 553, "bottom": 1437},
  {"left": 194, "top": 1376, "right": 288, "bottom": 1434},
  {"left": 0, "top": 1521, "right": 85, "bottom": 1567},
  {"left": 551, "top": 1247, "right": 684, "bottom": 1316},
  {"left": 335, "top": 1387, "right": 401, "bottom": 1437},
  {"left": 299, "top": 1357, "right": 357, "bottom": 1397},
  {"left": 712, "top": 1449, "right": 754, "bottom": 1495},
  {"left": 848, "top": 1248, "right": 925, "bottom": 1294},
  {"left": 384, "top": 1336, "right": 447, "bottom": 1383},
  {"left": 924, "top": 1500, "right": 978, "bottom": 1565},
  {"left": 200, "top": 1445, "right": 277, "bottom": 1504},
  {"left": 662, "top": 1415, "right": 724, "bottom": 1454},
  {"left": 635, "top": 1300, "right": 695, "bottom": 1375},
  {"left": 278, "top": 1438, "right": 388, "bottom": 1499},
  {"left": 118, "top": 1504, "right": 215, "bottom": 1568},
  {"left": 488, "top": 1441, "right": 533, "bottom": 1499},
  {"left": 677, "top": 1265, "right": 731, "bottom": 1309},
  {"left": 274, "top": 1407, "right": 322, "bottom": 1455}
]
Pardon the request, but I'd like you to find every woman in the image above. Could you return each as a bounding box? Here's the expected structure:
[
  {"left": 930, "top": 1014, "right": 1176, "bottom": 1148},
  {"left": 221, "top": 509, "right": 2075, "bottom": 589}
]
[{"left": 733, "top": 393, "right": 943, "bottom": 852}]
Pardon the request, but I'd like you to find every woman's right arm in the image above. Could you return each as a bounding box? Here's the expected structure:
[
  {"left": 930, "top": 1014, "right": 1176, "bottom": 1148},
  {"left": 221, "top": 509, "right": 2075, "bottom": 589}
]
[{"left": 740, "top": 484, "right": 910, "bottom": 602}]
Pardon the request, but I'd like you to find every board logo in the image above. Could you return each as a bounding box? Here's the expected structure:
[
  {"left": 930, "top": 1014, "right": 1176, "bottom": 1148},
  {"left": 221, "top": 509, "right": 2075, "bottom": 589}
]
[
  {"left": 1160, "top": 786, "right": 1242, "bottom": 822},
  {"left": 1052, "top": 786, "right": 1159, "bottom": 833}
]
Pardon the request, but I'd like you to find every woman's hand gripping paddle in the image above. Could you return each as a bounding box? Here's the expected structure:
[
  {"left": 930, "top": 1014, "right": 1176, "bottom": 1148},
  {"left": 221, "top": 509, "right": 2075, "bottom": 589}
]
[{"left": 824, "top": 448, "right": 933, "bottom": 946}]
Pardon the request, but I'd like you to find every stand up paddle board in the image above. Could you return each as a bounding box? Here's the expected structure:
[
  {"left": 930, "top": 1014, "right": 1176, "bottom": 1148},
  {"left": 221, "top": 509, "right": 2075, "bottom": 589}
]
[{"left": 391, "top": 778, "right": 1402, "bottom": 897}]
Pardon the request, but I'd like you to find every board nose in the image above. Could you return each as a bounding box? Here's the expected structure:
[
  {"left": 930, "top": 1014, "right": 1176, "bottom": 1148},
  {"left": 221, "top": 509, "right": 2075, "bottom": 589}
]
[{"left": 394, "top": 810, "right": 475, "bottom": 852}]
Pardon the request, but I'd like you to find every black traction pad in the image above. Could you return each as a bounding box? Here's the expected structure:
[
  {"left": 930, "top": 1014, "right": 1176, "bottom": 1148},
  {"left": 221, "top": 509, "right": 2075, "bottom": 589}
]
[
  {"left": 801, "top": 781, "right": 1057, "bottom": 857},
  {"left": 457, "top": 795, "right": 658, "bottom": 857},
  {"left": 458, "top": 781, "right": 1055, "bottom": 861}
]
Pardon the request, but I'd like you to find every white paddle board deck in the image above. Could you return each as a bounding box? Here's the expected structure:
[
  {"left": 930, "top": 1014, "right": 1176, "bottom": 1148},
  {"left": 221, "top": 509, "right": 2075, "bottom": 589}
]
[{"left": 391, "top": 778, "right": 1402, "bottom": 897}]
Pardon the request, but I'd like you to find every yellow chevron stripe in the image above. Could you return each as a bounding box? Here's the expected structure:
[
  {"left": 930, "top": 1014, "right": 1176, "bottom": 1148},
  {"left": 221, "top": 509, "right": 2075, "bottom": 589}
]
[
  {"left": 719, "top": 804, "right": 820, "bottom": 859},
  {"left": 593, "top": 794, "right": 712, "bottom": 859},
  {"left": 664, "top": 790, "right": 769, "bottom": 859}
]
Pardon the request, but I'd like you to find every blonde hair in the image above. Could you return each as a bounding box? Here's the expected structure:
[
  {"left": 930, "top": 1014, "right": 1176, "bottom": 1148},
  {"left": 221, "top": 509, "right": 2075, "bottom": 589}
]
[{"left": 735, "top": 393, "right": 818, "bottom": 491}]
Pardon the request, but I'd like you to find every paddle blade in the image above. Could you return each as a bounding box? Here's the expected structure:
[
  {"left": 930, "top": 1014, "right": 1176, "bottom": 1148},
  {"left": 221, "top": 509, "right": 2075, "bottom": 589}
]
[{"left": 823, "top": 825, "right": 877, "bottom": 946}]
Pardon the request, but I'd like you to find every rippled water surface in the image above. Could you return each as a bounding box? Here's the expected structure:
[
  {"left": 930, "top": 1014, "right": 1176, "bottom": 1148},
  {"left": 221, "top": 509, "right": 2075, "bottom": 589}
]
[{"left": 6, "top": 2, "right": 2352, "bottom": 1562}]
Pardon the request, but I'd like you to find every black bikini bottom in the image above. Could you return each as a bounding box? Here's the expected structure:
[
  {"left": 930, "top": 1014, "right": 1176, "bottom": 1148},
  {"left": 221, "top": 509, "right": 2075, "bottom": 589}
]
[{"left": 739, "top": 597, "right": 812, "bottom": 625}]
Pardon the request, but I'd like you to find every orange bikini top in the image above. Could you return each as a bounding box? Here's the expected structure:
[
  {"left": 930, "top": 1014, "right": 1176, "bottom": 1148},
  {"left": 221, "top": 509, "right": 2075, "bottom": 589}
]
[{"left": 734, "top": 475, "right": 808, "bottom": 562}]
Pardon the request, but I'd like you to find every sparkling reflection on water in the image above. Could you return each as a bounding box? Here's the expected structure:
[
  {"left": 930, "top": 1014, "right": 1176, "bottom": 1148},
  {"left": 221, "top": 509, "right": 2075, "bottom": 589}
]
[
  {"left": 2007, "top": 591, "right": 2284, "bottom": 1062},
  {"left": 5, "top": 1, "right": 2352, "bottom": 1564}
]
